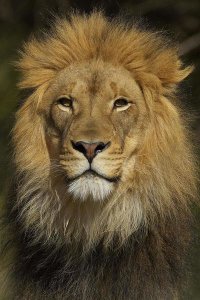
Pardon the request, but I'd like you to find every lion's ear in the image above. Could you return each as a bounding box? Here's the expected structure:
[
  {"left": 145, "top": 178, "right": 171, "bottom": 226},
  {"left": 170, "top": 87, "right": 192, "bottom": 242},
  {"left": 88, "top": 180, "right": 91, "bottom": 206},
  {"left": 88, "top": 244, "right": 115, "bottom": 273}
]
[
  {"left": 135, "top": 46, "right": 193, "bottom": 96},
  {"left": 151, "top": 49, "right": 194, "bottom": 87}
]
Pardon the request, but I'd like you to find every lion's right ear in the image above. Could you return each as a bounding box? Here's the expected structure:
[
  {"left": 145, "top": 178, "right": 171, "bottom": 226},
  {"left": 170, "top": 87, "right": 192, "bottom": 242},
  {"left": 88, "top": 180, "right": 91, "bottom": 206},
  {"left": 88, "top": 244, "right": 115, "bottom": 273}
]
[
  {"left": 15, "top": 38, "right": 56, "bottom": 90},
  {"left": 13, "top": 88, "right": 50, "bottom": 177}
]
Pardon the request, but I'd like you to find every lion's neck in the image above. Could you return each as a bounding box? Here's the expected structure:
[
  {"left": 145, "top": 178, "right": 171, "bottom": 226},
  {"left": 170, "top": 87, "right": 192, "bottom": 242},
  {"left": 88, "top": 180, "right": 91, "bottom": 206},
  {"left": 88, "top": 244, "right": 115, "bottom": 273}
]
[{"left": 12, "top": 216, "right": 189, "bottom": 300}]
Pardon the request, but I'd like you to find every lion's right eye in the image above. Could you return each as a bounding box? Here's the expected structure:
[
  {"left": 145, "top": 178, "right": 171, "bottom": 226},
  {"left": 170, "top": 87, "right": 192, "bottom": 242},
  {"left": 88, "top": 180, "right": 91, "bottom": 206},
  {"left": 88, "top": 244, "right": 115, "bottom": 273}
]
[{"left": 57, "top": 97, "right": 73, "bottom": 111}]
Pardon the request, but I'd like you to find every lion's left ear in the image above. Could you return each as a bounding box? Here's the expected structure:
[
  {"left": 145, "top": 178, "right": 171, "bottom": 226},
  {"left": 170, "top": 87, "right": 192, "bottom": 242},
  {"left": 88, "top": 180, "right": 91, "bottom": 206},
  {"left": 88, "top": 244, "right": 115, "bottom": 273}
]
[{"left": 151, "top": 49, "right": 194, "bottom": 87}]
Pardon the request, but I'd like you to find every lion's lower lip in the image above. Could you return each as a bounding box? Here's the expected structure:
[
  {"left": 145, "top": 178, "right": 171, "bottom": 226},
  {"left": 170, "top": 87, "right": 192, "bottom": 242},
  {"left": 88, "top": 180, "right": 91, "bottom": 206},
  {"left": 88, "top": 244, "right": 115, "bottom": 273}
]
[{"left": 66, "top": 170, "right": 120, "bottom": 183}]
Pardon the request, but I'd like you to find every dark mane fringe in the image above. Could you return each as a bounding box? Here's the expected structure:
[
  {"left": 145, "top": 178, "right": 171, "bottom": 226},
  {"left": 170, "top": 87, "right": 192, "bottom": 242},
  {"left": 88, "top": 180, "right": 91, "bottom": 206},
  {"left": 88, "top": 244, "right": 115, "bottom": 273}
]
[
  {"left": 5, "top": 197, "right": 193, "bottom": 299},
  {"left": 2, "top": 172, "right": 194, "bottom": 299}
]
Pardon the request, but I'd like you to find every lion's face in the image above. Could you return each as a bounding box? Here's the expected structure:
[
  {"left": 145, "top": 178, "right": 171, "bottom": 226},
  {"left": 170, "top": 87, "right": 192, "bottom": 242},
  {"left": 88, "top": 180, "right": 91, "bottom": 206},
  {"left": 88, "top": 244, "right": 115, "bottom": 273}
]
[{"left": 40, "top": 62, "right": 147, "bottom": 201}]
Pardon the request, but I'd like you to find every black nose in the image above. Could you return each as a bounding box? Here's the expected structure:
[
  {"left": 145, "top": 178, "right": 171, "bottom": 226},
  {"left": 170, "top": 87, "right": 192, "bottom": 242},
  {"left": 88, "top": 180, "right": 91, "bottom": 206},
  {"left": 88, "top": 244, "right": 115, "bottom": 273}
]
[{"left": 71, "top": 141, "right": 111, "bottom": 163}]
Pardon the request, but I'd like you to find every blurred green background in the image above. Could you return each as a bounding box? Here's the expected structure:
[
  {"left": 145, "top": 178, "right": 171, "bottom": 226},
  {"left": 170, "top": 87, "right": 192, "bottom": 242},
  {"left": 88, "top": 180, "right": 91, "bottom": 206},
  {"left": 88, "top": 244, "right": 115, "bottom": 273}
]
[{"left": 0, "top": 0, "right": 199, "bottom": 298}]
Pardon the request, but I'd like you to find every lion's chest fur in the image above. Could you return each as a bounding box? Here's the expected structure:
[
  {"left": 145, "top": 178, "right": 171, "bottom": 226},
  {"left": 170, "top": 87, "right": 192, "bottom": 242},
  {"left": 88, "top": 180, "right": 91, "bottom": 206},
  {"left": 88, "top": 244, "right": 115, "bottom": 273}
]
[{"left": 11, "top": 221, "right": 187, "bottom": 300}]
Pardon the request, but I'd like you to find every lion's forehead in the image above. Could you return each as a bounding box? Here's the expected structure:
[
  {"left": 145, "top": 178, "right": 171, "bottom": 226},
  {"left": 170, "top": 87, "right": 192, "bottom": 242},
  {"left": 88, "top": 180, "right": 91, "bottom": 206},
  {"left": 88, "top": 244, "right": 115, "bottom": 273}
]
[{"left": 52, "top": 62, "right": 140, "bottom": 101}]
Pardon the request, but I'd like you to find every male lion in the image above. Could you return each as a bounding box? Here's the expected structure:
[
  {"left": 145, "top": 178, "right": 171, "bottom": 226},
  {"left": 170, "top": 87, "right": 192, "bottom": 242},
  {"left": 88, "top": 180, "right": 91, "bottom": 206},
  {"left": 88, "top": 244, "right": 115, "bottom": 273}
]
[{"left": 1, "top": 12, "right": 198, "bottom": 300}]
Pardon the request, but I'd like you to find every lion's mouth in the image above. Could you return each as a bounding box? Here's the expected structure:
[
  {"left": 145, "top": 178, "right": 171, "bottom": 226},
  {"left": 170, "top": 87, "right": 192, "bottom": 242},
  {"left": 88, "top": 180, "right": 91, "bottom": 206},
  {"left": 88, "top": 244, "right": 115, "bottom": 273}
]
[
  {"left": 65, "top": 169, "right": 118, "bottom": 201},
  {"left": 65, "top": 169, "right": 120, "bottom": 183}
]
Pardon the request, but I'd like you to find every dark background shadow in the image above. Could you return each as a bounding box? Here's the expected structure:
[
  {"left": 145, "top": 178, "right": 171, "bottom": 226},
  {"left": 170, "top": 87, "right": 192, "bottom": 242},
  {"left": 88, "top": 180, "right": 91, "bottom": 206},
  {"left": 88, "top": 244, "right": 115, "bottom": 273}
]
[{"left": 0, "top": 0, "right": 199, "bottom": 298}]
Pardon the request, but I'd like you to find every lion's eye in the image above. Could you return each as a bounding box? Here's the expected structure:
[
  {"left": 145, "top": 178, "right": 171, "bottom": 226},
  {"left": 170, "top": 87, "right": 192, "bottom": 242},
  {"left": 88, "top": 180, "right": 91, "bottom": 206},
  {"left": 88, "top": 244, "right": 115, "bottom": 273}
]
[
  {"left": 114, "top": 98, "right": 129, "bottom": 107},
  {"left": 57, "top": 97, "right": 73, "bottom": 111},
  {"left": 114, "top": 98, "right": 131, "bottom": 111}
]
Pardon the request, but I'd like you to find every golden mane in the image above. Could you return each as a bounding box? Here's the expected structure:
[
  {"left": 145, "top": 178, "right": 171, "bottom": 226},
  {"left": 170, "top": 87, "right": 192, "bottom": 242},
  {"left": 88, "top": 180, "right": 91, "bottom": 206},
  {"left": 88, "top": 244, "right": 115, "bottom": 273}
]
[
  {"left": 17, "top": 12, "right": 192, "bottom": 91},
  {"left": 12, "top": 12, "right": 198, "bottom": 251}
]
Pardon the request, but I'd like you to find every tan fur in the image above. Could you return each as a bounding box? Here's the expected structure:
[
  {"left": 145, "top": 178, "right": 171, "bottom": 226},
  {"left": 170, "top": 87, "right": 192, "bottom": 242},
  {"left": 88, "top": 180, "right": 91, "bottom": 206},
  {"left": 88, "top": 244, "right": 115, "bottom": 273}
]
[{"left": 2, "top": 12, "right": 198, "bottom": 299}]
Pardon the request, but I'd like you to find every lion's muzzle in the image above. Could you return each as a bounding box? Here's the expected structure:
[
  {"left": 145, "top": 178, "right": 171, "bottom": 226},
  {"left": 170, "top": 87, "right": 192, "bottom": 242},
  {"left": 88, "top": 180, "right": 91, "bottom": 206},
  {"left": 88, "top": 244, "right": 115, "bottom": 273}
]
[{"left": 71, "top": 140, "right": 111, "bottom": 163}]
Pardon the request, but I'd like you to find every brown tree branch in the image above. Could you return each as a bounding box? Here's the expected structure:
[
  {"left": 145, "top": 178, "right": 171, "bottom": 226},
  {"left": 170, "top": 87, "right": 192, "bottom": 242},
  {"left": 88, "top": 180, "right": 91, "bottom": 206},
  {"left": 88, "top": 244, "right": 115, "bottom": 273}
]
[{"left": 180, "top": 32, "right": 200, "bottom": 56}]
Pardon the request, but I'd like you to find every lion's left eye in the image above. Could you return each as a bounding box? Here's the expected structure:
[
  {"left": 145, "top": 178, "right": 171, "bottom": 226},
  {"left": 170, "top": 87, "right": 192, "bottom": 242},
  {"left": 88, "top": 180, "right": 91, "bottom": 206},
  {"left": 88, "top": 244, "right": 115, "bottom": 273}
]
[
  {"left": 114, "top": 98, "right": 130, "bottom": 110},
  {"left": 114, "top": 98, "right": 128, "bottom": 107}
]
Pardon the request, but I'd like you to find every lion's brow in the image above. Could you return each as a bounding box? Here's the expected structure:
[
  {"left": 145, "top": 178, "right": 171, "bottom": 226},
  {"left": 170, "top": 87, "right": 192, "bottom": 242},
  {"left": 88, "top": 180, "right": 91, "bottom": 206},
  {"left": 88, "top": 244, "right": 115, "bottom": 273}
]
[{"left": 110, "top": 82, "right": 130, "bottom": 99}]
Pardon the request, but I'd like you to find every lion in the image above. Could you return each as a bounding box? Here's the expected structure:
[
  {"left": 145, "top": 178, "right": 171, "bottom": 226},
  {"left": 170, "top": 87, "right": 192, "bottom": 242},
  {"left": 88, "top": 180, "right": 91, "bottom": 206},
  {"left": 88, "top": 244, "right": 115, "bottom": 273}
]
[{"left": 0, "top": 11, "right": 198, "bottom": 300}]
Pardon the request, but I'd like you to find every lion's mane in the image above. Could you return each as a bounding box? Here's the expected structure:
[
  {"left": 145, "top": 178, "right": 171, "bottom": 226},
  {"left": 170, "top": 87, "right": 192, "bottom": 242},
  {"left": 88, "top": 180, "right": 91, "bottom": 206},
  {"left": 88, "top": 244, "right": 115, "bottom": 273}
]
[{"left": 1, "top": 12, "right": 198, "bottom": 300}]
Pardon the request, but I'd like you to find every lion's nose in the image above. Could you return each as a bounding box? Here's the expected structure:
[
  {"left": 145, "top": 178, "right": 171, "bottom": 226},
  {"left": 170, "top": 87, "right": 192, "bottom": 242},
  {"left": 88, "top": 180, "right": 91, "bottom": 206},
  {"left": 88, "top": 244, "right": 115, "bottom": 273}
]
[{"left": 71, "top": 141, "right": 111, "bottom": 163}]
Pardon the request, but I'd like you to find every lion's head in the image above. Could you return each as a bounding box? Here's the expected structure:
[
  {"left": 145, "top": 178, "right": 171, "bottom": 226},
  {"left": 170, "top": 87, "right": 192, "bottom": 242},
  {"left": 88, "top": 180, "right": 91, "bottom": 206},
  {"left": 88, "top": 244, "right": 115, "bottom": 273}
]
[
  {"left": 38, "top": 61, "right": 147, "bottom": 202},
  {"left": 13, "top": 12, "right": 197, "bottom": 249}
]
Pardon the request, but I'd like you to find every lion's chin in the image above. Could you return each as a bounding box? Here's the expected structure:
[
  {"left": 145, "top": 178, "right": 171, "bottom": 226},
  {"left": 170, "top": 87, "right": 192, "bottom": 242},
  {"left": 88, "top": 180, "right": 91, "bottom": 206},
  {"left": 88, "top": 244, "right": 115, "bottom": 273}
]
[{"left": 67, "top": 172, "right": 114, "bottom": 202}]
